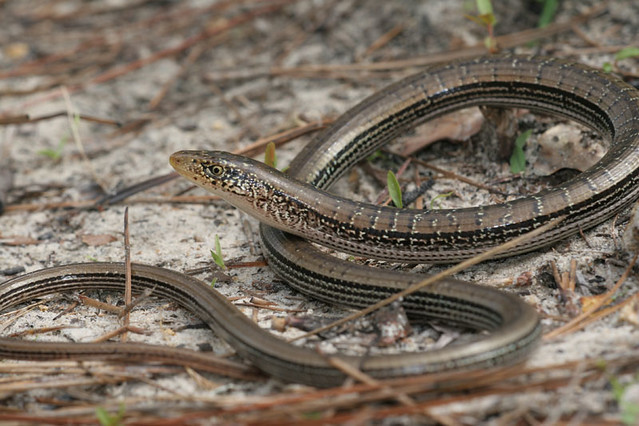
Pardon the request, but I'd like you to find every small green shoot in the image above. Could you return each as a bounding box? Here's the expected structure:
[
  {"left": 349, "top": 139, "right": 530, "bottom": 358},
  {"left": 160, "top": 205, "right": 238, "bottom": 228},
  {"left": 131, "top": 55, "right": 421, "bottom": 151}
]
[
  {"left": 264, "top": 142, "right": 277, "bottom": 168},
  {"left": 210, "top": 235, "right": 226, "bottom": 270},
  {"left": 466, "top": 0, "right": 497, "bottom": 52},
  {"left": 387, "top": 170, "right": 403, "bottom": 208},
  {"left": 430, "top": 191, "right": 454, "bottom": 210},
  {"left": 610, "top": 376, "right": 639, "bottom": 425},
  {"left": 603, "top": 47, "right": 639, "bottom": 73},
  {"left": 615, "top": 47, "right": 639, "bottom": 62},
  {"left": 96, "top": 404, "right": 125, "bottom": 426},
  {"left": 302, "top": 411, "right": 323, "bottom": 420},
  {"left": 510, "top": 129, "right": 532, "bottom": 174},
  {"left": 611, "top": 376, "right": 627, "bottom": 402},
  {"left": 595, "top": 358, "right": 608, "bottom": 370},
  {"left": 475, "top": 0, "right": 494, "bottom": 18},
  {"left": 536, "top": 0, "right": 558, "bottom": 28},
  {"left": 366, "top": 150, "right": 385, "bottom": 162},
  {"left": 38, "top": 137, "right": 68, "bottom": 160},
  {"left": 622, "top": 403, "right": 639, "bottom": 426}
]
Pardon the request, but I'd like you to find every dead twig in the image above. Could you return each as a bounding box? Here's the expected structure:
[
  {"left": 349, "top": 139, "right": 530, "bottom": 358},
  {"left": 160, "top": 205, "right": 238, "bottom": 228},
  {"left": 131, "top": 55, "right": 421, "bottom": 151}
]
[
  {"left": 205, "top": 3, "right": 607, "bottom": 82},
  {"left": 122, "top": 207, "right": 132, "bottom": 342},
  {"left": 0, "top": 112, "right": 121, "bottom": 127},
  {"left": 544, "top": 251, "right": 639, "bottom": 340}
]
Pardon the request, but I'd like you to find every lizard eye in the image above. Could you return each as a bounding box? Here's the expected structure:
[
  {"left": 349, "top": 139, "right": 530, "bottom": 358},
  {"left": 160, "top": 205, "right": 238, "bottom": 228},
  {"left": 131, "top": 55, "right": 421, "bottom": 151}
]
[{"left": 206, "top": 164, "right": 224, "bottom": 177}]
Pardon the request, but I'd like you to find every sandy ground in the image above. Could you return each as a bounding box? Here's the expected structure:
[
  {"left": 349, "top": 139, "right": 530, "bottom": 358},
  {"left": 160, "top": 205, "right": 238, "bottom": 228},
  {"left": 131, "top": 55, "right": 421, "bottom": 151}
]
[{"left": 1, "top": 0, "right": 638, "bottom": 423}]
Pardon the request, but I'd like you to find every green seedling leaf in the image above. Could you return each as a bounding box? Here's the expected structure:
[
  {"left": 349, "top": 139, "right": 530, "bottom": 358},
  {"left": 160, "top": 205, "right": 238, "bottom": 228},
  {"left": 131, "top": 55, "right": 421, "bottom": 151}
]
[
  {"left": 430, "top": 191, "right": 454, "bottom": 210},
  {"left": 264, "top": 142, "right": 277, "bottom": 168},
  {"left": 96, "top": 404, "right": 125, "bottom": 426},
  {"left": 615, "top": 47, "right": 639, "bottom": 61},
  {"left": 38, "top": 137, "right": 67, "bottom": 160},
  {"left": 466, "top": 1, "right": 496, "bottom": 51},
  {"left": 537, "top": 0, "right": 558, "bottom": 28},
  {"left": 602, "top": 62, "right": 614, "bottom": 73},
  {"left": 387, "top": 170, "right": 403, "bottom": 208},
  {"left": 611, "top": 376, "right": 626, "bottom": 401},
  {"left": 466, "top": 13, "right": 492, "bottom": 27},
  {"left": 302, "top": 411, "right": 323, "bottom": 420},
  {"left": 366, "top": 150, "right": 385, "bottom": 162},
  {"left": 621, "top": 402, "right": 639, "bottom": 426},
  {"left": 484, "top": 35, "right": 497, "bottom": 51},
  {"left": 476, "top": 0, "right": 493, "bottom": 15},
  {"left": 465, "top": 11, "right": 495, "bottom": 28},
  {"left": 610, "top": 376, "right": 639, "bottom": 425},
  {"left": 510, "top": 129, "right": 532, "bottom": 174},
  {"left": 478, "top": 12, "right": 496, "bottom": 27},
  {"left": 475, "top": 0, "right": 496, "bottom": 26},
  {"left": 95, "top": 408, "right": 112, "bottom": 426},
  {"left": 210, "top": 235, "right": 226, "bottom": 270}
]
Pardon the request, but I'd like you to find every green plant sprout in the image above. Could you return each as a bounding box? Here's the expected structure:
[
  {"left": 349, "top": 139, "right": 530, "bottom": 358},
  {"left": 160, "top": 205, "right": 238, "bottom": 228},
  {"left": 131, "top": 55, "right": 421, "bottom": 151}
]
[
  {"left": 387, "top": 170, "right": 403, "bottom": 208},
  {"left": 430, "top": 191, "right": 454, "bottom": 210},
  {"left": 210, "top": 234, "right": 226, "bottom": 270},
  {"left": 537, "top": 0, "right": 558, "bottom": 28},
  {"left": 95, "top": 404, "right": 125, "bottom": 426},
  {"left": 264, "top": 141, "right": 277, "bottom": 168},
  {"left": 510, "top": 129, "right": 532, "bottom": 174},
  {"left": 465, "top": 0, "right": 497, "bottom": 52},
  {"left": 603, "top": 47, "right": 639, "bottom": 73},
  {"left": 38, "top": 136, "right": 68, "bottom": 160}
]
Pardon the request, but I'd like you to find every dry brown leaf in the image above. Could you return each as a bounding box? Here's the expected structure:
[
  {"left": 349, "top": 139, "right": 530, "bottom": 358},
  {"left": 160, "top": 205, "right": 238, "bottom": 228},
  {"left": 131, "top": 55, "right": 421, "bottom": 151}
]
[
  {"left": 374, "top": 302, "right": 412, "bottom": 346},
  {"left": 580, "top": 293, "right": 610, "bottom": 313},
  {"left": 400, "top": 108, "right": 484, "bottom": 156},
  {"left": 185, "top": 366, "right": 221, "bottom": 390},
  {"left": 4, "top": 42, "right": 30, "bottom": 59},
  {"left": 536, "top": 124, "right": 605, "bottom": 175},
  {"left": 620, "top": 295, "right": 639, "bottom": 326},
  {"left": 0, "top": 235, "right": 40, "bottom": 245}
]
